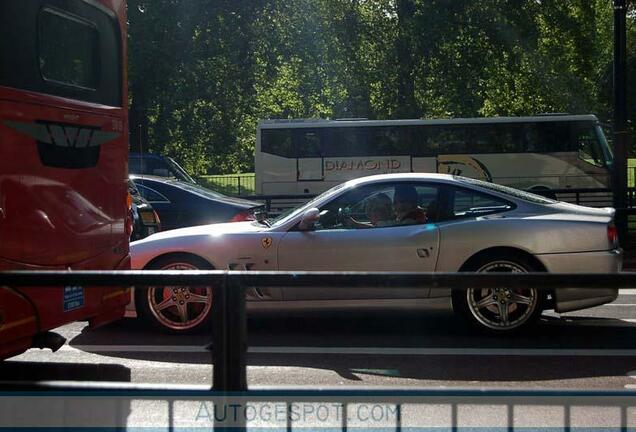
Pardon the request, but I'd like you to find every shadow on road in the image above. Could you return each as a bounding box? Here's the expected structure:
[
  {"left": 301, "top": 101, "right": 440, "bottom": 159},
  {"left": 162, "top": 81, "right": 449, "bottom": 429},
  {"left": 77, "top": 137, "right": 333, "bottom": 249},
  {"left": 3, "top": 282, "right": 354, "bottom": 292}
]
[
  {"left": 0, "top": 361, "right": 131, "bottom": 382},
  {"left": 58, "top": 310, "right": 636, "bottom": 386}
]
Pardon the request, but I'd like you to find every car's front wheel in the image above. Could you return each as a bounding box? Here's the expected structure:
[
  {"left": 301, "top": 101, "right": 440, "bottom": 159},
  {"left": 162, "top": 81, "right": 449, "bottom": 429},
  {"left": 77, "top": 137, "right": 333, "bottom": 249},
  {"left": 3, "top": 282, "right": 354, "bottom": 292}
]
[
  {"left": 136, "top": 254, "right": 214, "bottom": 334},
  {"left": 452, "top": 254, "right": 544, "bottom": 333}
]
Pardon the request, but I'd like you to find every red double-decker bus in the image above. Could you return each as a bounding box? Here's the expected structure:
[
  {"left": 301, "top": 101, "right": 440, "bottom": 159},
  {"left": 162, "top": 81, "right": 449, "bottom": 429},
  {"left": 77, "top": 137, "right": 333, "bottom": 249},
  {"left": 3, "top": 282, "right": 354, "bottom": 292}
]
[{"left": 0, "top": 0, "right": 131, "bottom": 359}]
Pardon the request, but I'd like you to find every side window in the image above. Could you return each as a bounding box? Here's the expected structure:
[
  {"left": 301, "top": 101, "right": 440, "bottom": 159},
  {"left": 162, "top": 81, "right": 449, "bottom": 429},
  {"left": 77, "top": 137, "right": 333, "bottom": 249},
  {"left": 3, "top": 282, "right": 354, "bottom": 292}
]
[
  {"left": 261, "top": 129, "right": 294, "bottom": 157},
  {"left": 425, "top": 126, "right": 467, "bottom": 154},
  {"left": 466, "top": 124, "right": 524, "bottom": 153},
  {"left": 367, "top": 126, "right": 412, "bottom": 156},
  {"left": 136, "top": 184, "right": 170, "bottom": 203},
  {"left": 333, "top": 128, "right": 368, "bottom": 157},
  {"left": 451, "top": 188, "right": 512, "bottom": 218},
  {"left": 296, "top": 129, "right": 323, "bottom": 157},
  {"left": 536, "top": 122, "right": 572, "bottom": 152},
  {"left": 313, "top": 182, "right": 439, "bottom": 231}
]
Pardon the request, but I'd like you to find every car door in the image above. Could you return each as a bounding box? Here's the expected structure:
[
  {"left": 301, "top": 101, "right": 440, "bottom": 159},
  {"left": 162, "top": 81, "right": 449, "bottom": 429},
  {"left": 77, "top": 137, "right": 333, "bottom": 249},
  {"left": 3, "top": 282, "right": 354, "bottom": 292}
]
[{"left": 276, "top": 181, "right": 442, "bottom": 300}]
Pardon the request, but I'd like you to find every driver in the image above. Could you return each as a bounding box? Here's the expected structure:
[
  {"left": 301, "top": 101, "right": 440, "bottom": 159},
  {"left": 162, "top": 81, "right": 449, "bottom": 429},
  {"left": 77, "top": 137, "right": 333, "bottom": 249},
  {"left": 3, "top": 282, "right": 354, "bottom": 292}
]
[{"left": 393, "top": 185, "right": 427, "bottom": 224}]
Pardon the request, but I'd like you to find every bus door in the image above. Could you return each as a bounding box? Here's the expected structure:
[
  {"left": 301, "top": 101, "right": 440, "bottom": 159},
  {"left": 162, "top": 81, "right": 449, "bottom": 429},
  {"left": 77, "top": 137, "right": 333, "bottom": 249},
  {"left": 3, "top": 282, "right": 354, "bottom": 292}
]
[{"left": 295, "top": 128, "right": 324, "bottom": 184}]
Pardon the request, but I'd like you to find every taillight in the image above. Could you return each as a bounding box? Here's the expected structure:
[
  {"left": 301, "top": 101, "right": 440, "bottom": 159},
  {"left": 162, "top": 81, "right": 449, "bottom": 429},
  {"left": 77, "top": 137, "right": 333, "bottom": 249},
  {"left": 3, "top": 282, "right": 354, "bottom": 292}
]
[
  {"left": 230, "top": 210, "right": 255, "bottom": 222},
  {"left": 608, "top": 223, "right": 618, "bottom": 247}
]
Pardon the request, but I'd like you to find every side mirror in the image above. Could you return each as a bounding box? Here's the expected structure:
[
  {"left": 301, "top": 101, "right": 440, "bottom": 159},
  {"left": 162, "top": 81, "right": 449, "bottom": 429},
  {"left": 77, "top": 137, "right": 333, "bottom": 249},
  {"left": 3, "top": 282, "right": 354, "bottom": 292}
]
[
  {"left": 298, "top": 207, "right": 320, "bottom": 231},
  {"left": 255, "top": 210, "right": 268, "bottom": 223}
]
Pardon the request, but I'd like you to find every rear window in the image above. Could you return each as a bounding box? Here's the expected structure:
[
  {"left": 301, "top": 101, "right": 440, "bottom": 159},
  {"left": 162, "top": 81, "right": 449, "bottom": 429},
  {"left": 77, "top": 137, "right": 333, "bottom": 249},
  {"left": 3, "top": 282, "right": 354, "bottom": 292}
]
[
  {"left": 455, "top": 176, "right": 557, "bottom": 204},
  {"left": 39, "top": 8, "right": 99, "bottom": 89},
  {"left": 0, "top": 1, "right": 121, "bottom": 106}
]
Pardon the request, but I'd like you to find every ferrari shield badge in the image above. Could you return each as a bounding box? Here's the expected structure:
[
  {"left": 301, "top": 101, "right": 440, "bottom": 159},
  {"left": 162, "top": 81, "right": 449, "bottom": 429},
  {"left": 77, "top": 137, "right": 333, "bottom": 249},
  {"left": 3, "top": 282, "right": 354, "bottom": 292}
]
[{"left": 261, "top": 237, "right": 272, "bottom": 249}]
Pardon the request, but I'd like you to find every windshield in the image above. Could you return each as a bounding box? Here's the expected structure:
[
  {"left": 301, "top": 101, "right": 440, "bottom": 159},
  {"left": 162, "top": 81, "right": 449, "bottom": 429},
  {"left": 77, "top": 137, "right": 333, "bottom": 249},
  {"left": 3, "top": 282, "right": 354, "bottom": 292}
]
[{"left": 270, "top": 181, "right": 349, "bottom": 226}]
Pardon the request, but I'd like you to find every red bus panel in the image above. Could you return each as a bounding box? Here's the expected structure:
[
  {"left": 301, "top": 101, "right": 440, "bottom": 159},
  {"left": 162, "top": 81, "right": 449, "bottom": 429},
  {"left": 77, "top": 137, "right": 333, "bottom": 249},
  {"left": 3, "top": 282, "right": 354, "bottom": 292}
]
[{"left": 0, "top": 0, "right": 130, "bottom": 359}]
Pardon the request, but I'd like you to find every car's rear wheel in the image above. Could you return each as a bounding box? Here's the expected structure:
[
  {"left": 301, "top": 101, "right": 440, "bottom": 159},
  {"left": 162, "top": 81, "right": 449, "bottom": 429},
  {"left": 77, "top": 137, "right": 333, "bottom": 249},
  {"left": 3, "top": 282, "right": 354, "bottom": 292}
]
[
  {"left": 452, "top": 254, "right": 544, "bottom": 333},
  {"left": 136, "top": 254, "right": 213, "bottom": 334}
]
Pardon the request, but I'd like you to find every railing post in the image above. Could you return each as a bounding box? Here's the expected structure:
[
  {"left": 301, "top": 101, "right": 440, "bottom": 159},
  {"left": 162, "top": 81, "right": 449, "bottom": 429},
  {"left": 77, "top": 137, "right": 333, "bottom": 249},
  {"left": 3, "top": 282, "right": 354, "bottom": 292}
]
[
  {"left": 212, "top": 275, "right": 229, "bottom": 391},
  {"left": 212, "top": 272, "right": 247, "bottom": 392},
  {"left": 213, "top": 272, "right": 247, "bottom": 430},
  {"left": 238, "top": 176, "right": 242, "bottom": 196}
]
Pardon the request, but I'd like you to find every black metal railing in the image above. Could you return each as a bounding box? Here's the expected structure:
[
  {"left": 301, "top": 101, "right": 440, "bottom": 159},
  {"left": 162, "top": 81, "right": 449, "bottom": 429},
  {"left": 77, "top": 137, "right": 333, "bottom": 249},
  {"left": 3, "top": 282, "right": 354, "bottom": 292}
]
[
  {"left": 2, "top": 270, "right": 636, "bottom": 430},
  {"left": 198, "top": 174, "right": 255, "bottom": 196}
]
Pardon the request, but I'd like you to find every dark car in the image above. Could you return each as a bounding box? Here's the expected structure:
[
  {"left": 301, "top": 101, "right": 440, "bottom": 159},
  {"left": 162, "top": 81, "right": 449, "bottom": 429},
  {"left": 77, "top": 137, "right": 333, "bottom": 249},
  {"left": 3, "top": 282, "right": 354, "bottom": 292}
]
[
  {"left": 128, "top": 179, "right": 162, "bottom": 240},
  {"left": 130, "top": 175, "right": 264, "bottom": 231},
  {"left": 129, "top": 152, "right": 197, "bottom": 184}
]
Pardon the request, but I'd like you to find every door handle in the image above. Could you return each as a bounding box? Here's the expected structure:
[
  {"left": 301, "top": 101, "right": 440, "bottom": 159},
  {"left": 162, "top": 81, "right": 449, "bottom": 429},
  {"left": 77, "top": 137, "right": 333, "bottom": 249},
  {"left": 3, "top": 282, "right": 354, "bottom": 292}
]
[{"left": 417, "top": 248, "right": 430, "bottom": 258}]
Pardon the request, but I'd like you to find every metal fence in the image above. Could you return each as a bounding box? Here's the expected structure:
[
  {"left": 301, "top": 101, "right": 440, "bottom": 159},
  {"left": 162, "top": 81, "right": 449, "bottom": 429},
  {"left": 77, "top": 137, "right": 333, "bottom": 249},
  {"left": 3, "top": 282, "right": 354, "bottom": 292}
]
[
  {"left": 2, "top": 270, "right": 636, "bottom": 430},
  {"left": 198, "top": 174, "right": 255, "bottom": 196}
]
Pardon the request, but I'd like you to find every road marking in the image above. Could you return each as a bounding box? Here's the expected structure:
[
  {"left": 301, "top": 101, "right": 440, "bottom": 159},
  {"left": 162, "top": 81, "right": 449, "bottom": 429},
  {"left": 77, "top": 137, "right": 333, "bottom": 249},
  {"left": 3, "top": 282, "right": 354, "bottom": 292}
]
[
  {"left": 544, "top": 318, "right": 636, "bottom": 327},
  {"left": 60, "top": 344, "right": 636, "bottom": 357},
  {"left": 619, "top": 289, "right": 636, "bottom": 295},
  {"left": 600, "top": 304, "right": 636, "bottom": 306}
]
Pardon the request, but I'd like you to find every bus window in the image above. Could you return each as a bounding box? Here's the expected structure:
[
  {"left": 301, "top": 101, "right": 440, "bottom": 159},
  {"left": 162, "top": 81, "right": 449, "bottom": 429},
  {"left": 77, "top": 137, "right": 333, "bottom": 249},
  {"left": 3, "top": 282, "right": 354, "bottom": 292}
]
[
  {"left": 466, "top": 124, "right": 524, "bottom": 153},
  {"left": 333, "top": 127, "right": 369, "bottom": 157},
  {"left": 367, "top": 126, "right": 411, "bottom": 156},
  {"left": 39, "top": 8, "right": 99, "bottom": 89},
  {"left": 426, "top": 125, "right": 467, "bottom": 154},
  {"left": 262, "top": 129, "right": 294, "bottom": 157},
  {"left": 536, "top": 122, "right": 572, "bottom": 152},
  {"left": 0, "top": 1, "right": 121, "bottom": 106},
  {"left": 296, "top": 129, "right": 323, "bottom": 157}
]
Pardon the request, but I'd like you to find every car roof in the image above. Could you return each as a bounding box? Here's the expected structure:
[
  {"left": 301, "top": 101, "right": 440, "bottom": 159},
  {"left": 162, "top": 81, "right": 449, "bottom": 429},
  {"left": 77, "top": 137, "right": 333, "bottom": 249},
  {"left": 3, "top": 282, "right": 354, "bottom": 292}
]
[{"left": 345, "top": 173, "right": 455, "bottom": 187}]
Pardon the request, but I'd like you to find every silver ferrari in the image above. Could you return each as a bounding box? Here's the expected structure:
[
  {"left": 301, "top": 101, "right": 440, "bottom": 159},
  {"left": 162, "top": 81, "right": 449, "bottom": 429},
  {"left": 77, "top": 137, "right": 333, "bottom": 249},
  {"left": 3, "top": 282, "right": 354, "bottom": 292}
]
[{"left": 129, "top": 173, "right": 622, "bottom": 334}]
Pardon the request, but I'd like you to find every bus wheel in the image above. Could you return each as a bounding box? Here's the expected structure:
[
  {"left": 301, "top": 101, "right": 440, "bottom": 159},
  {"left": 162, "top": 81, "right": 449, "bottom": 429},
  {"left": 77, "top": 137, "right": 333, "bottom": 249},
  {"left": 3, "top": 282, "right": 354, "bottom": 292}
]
[
  {"left": 137, "top": 254, "right": 214, "bottom": 334},
  {"left": 451, "top": 254, "right": 544, "bottom": 334}
]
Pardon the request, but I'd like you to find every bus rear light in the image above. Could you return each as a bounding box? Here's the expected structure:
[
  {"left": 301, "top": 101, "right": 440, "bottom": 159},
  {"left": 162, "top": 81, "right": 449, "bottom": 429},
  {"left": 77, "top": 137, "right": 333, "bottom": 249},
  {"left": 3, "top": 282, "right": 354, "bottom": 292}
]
[
  {"left": 608, "top": 223, "right": 618, "bottom": 247},
  {"left": 230, "top": 210, "right": 256, "bottom": 222}
]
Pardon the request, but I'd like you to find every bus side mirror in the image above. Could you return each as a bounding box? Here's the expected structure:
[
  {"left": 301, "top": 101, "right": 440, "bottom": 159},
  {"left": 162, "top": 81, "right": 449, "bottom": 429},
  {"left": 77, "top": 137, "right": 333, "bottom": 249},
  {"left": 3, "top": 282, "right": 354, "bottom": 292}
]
[{"left": 298, "top": 208, "right": 320, "bottom": 231}]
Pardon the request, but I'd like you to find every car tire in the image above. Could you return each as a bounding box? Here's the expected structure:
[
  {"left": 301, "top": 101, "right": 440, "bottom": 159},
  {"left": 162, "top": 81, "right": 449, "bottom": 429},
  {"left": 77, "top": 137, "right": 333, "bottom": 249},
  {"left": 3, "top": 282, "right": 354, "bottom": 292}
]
[
  {"left": 451, "top": 253, "right": 544, "bottom": 334},
  {"left": 136, "top": 254, "right": 214, "bottom": 334}
]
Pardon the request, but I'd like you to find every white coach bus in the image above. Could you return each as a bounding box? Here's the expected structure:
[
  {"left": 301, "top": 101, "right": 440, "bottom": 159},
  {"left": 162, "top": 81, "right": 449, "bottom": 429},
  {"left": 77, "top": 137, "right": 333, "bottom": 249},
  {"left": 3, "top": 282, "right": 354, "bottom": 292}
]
[{"left": 255, "top": 115, "right": 613, "bottom": 196}]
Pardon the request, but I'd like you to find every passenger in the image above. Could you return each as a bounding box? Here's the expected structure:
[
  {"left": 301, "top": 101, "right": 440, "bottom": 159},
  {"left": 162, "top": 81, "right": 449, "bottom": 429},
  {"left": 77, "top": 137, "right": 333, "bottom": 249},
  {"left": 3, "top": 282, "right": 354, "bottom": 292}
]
[
  {"left": 393, "top": 185, "right": 427, "bottom": 224},
  {"left": 365, "top": 193, "right": 394, "bottom": 227}
]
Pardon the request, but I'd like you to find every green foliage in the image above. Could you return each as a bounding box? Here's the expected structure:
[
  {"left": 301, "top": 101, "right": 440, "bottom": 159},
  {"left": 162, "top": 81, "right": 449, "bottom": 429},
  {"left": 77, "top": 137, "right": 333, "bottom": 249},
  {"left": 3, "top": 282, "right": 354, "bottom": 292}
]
[{"left": 127, "top": 0, "right": 635, "bottom": 174}]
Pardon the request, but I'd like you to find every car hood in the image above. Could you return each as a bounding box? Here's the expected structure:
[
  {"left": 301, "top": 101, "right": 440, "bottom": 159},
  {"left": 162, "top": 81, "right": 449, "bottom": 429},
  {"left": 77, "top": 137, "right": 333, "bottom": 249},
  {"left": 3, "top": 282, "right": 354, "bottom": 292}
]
[{"left": 133, "top": 221, "right": 268, "bottom": 244}]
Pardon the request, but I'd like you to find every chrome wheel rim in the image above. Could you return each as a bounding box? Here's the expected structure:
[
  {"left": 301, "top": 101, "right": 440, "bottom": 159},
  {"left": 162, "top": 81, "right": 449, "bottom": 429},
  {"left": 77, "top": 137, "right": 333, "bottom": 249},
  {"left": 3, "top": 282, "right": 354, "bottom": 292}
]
[
  {"left": 466, "top": 261, "right": 538, "bottom": 331},
  {"left": 147, "top": 262, "right": 212, "bottom": 331}
]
